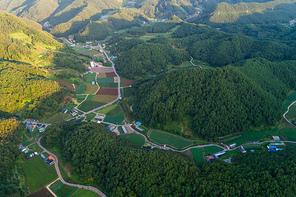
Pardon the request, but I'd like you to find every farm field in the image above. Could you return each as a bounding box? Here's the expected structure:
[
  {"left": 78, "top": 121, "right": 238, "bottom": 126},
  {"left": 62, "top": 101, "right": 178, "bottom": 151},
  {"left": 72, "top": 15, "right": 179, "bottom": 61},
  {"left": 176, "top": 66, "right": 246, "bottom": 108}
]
[
  {"left": 50, "top": 180, "right": 77, "bottom": 197},
  {"left": 120, "top": 133, "right": 145, "bottom": 147},
  {"left": 91, "top": 95, "right": 117, "bottom": 103},
  {"left": 77, "top": 95, "right": 87, "bottom": 103},
  {"left": 42, "top": 113, "right": 72, "bottom": 124},
  {"left": 98, "top": 83, "right": 118, "bottom": 88},
  {"left": 97, "top": 104, "right": 116, "bottom": 114},
  {"left": 72, "top": 46, "right": 90, "bottom": 53},
  {"left": 97, "top": 73, "right": 107, "bottom": 78},
  {"left": 122, "top": 78, "right": 135, "bottom": 87},
  {"left": 104, "top": 105, "right": 125, "bottom": 124},
  {"left": 118, "top": 126, "right": 124, "bottom": 134},
  {"left": 85, "top": 113, "right": 96, "bottom": 121},
  {"left": 28, "top": 143, "right": 43, "bottom": 152},
  {"left": 84, "top": 73, "right": 96, "bottom": 83},
  {"left": 149, "top": 130, "right": 194, "bottom": 149},
  {"left": 78, "top": 100, "right": 106, "bottom": 112},
  {"left": 75, "top": 82, "right": 86, "bottom": 94},
  {"left": 281, "top": 129, "right": 296, "bottom": 140},
  {"left": 106, "top": 72, "right": 117, "bottom": 77},
  {"left": 204, "top": 146, "right": 224, "bottom": 155},
  {"left": 282, "top": 91, "right": 296, "bottom": 113},
  {"left": 97, "top": 77, "right": 115, "bottom": 83},
  {"left": 85, "top": 83, "right": 98, "bottom": 94},
  {"left": 21, "top": 156, "right": 58, "bottom": 192},
  {"left": 190, "top": 148, "right": 204, "bottom": 163},
  {"left": 96, "top": 88, "right": 118, "bottom": 95},
  {"left": 27, "top": 187, "right": 54, "bottom": 197},
  {"left": 23, "top": 131, "right": 41, "bottom": 146},
  {"left": 71, "top": 189, "right": 99, "bottom": 197},
  {"left": 285, "top": 102, "right": 296, "bottom": 122},
  {"left": 54, "top": 79, "right": 74, "bottom": 92}
]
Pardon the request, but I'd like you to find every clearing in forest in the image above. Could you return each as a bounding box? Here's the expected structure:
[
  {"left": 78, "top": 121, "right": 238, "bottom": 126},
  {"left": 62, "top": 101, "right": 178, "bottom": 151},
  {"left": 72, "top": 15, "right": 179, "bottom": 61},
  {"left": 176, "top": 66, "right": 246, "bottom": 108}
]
[{"left": 120, "top": 133, "right": 145, "bottom": 147}]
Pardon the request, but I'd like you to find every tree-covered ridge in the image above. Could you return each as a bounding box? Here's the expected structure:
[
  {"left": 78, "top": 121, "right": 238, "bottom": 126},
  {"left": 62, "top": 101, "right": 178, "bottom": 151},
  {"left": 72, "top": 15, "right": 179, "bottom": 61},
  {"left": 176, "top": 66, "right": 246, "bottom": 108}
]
[
  {"left": 132, "top": 58, "right": 296, "bottom": 138},
  {"left": 209, "top": 0, "right": 296, "bottom": 23},
  {"left": 0, "top": 119, "right": 23, "bottom": 196},
  {"left": 42, "top": 122, "right": 296, "bottom": 196},
  {"left": 0, "top": 62, "right": 61, "bottom": 115},
  {"left": 75, "top": 8, "right": 149, "bottom": 42},
  {"left": 116, "top": 40, "right": 189, "bottom": 79}
]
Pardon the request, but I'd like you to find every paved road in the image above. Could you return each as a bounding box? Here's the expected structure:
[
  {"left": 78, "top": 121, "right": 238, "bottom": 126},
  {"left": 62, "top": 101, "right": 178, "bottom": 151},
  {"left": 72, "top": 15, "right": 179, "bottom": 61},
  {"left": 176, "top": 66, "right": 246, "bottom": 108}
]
[
  {"left": 37, "top": 137, "right": 107, "bottom": 197},
  {"left": 283, "top": 100, "right": 296, "bottom": 127}
]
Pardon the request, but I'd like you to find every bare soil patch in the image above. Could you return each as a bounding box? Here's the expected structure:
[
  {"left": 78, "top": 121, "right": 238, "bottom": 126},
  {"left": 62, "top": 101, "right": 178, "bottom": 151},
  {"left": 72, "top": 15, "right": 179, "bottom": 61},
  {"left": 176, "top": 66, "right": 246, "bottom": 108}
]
[
  {"left": 122, "top": 78, "right": 135, "bottom": 87},
  {"left": 106, "top": 72, "right": 117, "bottom": 77},
  {"left": 28, "top": 187, "right": 54, "bottom": 197},
  {"left": 54, "top": 79, "right": 74, "bottom": 92},
  {"left": 96, "top": 88, "right": 118, "bottom": 95}
]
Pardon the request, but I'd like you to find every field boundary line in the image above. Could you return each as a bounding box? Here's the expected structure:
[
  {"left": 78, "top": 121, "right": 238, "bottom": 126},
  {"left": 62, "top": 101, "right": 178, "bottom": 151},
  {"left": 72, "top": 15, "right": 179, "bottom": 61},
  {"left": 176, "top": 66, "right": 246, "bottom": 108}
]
[{"left": 46, "top": 178, "right": 60, "bottom": 197}]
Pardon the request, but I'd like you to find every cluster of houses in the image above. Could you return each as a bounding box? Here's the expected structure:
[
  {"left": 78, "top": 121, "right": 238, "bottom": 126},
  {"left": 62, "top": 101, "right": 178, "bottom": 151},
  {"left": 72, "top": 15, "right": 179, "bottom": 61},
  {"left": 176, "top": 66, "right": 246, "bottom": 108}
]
[
  {"left": 70, "top": 109, "right": 78, "bottom": 116},
  {"left": 19, "top": 145, "right": 29, "bottom": 153},
  {"left": 267, "top": 142, "right": 285, "bottom": 152},
  {"left": 206, "top": 151, "right": 226, "bottom": 162},
  {"left": 133, "top": 121, "right": 143, "bottom": 131},
  {"left": 40, "top": 154, "right": 55, "bottom": 165},
  {"left": 89, "top": 115, "right": 104, "bottom": 123},
  {"left": 26, "top": 152, "right": 38, "bottom": 160}
]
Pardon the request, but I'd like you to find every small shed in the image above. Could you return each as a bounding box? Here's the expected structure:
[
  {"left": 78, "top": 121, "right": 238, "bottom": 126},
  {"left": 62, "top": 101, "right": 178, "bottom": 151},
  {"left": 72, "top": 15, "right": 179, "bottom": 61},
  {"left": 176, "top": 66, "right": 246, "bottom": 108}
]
[
  {"left": 136, "top": 121, "right": 142, "bottom": 126},
  {"left": 272, "top": 136, "right": 280, "bottom": 140}
]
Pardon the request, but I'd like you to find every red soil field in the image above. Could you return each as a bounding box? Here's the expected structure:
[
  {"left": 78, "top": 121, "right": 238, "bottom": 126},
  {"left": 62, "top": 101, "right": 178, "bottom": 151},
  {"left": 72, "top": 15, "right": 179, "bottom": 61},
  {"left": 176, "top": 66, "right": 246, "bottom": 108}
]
[
  {"left": 122, "top": 78, "right": 135, "bottom": 87},
  {"left": 28, "top": 188, "right": 54, "bottom": 197},
  {"left": 96, "top": 88, "right": 118, "bottom": 95},
  {"left": 106, "top": 72, "right": 117, "bottom": 77}
]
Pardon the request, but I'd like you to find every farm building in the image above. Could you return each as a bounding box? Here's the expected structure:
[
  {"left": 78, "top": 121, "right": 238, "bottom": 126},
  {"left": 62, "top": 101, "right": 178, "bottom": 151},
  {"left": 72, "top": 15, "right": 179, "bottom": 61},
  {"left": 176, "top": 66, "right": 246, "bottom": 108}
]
[
  {"left": 267, "top": 145, "right": 283, "bottom": 151},
  {"left": 214, "top": 151, "right": 226, "bottom": 158},
  {"left": 206, "top": 155, "right": 216, "bottom": 162},
  {"left": 270, "top": 143, "right": 285, "bottom": 146},
  {"left": 136, "top": 121, "right": 142, "bottom": 126},
  {"left": 239, "top": 146, "right": 246, "bottom": 153},
  {"left": 40, "top": 154, "right": 46, "bottom": 159},
  {"left": 45, "top": 155, "right": 55, "bottom": 165},
  {"left": 26, "top": 152, "right": 38, "bottom": 160},
  {"left": 229, "top": 143, "right": 236, "bottom": 148},
  {"left": 122, "top": 126, "right": 127, "bottom": 134},
  {"left": 19, "top": 145, "right": 26, "bottom": 152},
  {"left": 70, "top": 109, "right": 78, "bottom": 116},
  {"left": 106, "top": 124, "right": 116, "bottom": 131},
  {"left": 135, "top": 126, "right": 143, "bottom": 132},
  {"left": 272, "top": 136, "right": 280, "bottom": 140}
]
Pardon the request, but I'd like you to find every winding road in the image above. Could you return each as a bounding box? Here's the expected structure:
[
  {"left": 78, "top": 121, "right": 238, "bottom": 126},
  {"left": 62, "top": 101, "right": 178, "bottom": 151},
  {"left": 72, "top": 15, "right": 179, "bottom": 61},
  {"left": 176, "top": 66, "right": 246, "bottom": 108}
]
[{"left": 37, "top": 137, "right": 107, "bottom": 197}]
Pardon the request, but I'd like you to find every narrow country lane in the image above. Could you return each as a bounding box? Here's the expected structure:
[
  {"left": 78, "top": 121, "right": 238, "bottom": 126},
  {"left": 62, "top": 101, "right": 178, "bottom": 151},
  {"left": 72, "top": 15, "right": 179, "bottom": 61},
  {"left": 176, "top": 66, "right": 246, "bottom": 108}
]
[{"left": 37, "top": 137, "right": 107, "bottom": 197}]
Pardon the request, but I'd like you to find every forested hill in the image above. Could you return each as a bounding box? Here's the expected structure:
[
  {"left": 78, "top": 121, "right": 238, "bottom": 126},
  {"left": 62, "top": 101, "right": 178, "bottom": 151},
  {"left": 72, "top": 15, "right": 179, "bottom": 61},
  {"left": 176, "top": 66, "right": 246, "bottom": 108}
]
[
  {"left": 132, "top": 58, "right": 296, "bottom": 138},
  {"left": 0, "top": 119, "right": 23, "bottom": 196},
  {"left": 0, "top": 12, "right": 73, "bottom": 118},
  {"left": 42, "top": 122, "right": 296, "bottom": 196}
]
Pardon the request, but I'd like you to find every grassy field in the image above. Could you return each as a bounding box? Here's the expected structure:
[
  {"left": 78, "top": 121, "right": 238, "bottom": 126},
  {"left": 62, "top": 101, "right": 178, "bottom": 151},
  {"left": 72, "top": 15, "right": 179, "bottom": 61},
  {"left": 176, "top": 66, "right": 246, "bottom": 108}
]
[
  {"left": 65, "top": 103, "right": 77, "bottom": 110},
  {"left": 106, "top": 105, "right": 122, "bottom": 116},
  {"left": 149, "top": 130, "right": 194, "bottom": 149},
  {"left": 72, "top": 189, "right": 99, "bottom": 197},
  {"left": 75, "top": 82, "right": 86, "bottom": 94},
  {"left": 85, "top": 113, "right": 96, "bottom": 121},
  {"left": 162, "top": 121, "right": 182, "bottom": 133},
  {"left": 85, "top": 83, "right": 98, "bottom": 94},
  {"left": 50, "top": 180, "right": 77, "bottom": 197},
  {"left": 120, "top": 133, "right": 145, "bottom": 147},
  {"left": 204, "top": 146, "right": 224, "bottom": 155},
  {"left": 72, "top": 46, "right": 90, "bottom": 53},
  {"left": 190, "top": 148, "right": 205, "bottom": 163},
  {"left": 78, "top": 100, "right": 106, "bottom": 112},
  {"left": 85, "top": 73, "right": 96, "bottom": 83},
  {"left": 21, "top": 156, "right": 58, "bottom": 192}
]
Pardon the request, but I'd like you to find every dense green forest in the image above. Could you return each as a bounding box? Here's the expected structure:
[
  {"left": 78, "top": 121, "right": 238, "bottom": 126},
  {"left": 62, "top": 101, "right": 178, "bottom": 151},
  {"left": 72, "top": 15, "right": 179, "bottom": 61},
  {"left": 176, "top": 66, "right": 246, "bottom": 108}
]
[
  {"left": 116, "top": 40, "right": 189, "bottom": 79},
  {"left": 132, "top": 58, "right": 296, "bottom": 138},
  {"left": 41, "top": 122, "right": 296, "bottom": 196},
  {"left": 0, "top": 119, "right": 23, "bottom": 196}
]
